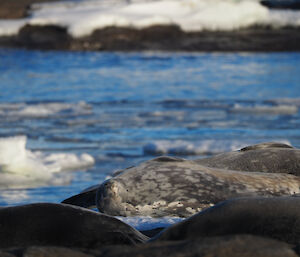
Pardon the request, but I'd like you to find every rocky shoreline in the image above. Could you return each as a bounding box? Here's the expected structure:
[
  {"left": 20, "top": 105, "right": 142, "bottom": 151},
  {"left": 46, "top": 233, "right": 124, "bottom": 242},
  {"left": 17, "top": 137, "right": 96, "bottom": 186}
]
[
  {"left": 1, "top": 24, "right": 300, "bottom": 52},
  {"left": 1, "top": 0, "right": 300, "bottom": 51}
]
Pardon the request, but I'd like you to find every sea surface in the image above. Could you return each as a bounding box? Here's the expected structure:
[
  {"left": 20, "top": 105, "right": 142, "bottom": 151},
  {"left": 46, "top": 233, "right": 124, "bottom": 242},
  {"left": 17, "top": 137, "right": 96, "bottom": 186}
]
[{"left": 0, "top": 49, "right": 300, "bottom": 228}]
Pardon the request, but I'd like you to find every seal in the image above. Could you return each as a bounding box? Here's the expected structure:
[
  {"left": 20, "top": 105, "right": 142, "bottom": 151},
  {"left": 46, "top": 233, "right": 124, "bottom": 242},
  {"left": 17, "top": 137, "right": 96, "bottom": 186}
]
[
  {"left": 195, "top": 142, "right": 300, "bottom": 175},
  {"left": 152, "top": 196, "right": 300, "bottom": 245},
  {"left": 95, "top": 156, "right": 300, "bottom": 217},
  {"left": 0, "top": 203, "right": 148, "bottom": 249},
  {"left": 62, "top": 143, "right": 300, "bottom": 217}
]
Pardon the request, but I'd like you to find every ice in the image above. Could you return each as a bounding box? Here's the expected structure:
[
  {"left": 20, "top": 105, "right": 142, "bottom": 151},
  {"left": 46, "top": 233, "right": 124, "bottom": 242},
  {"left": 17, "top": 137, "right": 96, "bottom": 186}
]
[
  {"left": 144, "top": 139, "right": 248, "bottom": 155},
  {"left": 229, "top": 104, "right": 299, "bottom": 115},
  {"left": 144, "top": 139, "right": 291, "bottom": 155},
  {"left": 0, "top": 136, "right": 95, "bottom": 189},
  {"left": 116, "top": 215, "right": 183, "bottom": 231},
  {"left": 0, "top": 102, "right": 92, "bottom": 118},
  {"left": 0, "top": 0, "right": 300, "bottom": 37},
  {"left": 268, "top": 98, "right": 300, "bottom": 107}
]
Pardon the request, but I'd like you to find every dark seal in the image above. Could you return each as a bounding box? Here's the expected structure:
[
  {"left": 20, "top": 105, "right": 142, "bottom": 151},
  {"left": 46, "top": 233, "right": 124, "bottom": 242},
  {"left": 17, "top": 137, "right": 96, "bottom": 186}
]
[
  {"left": 0, "top": 203, "right": 148, "bottom": 249},
  {"left": 196, "top": 142, "right": 300, "bottom": 175},
  {"left": 152, "top": 196, "right": 300, "bottom": 245}
]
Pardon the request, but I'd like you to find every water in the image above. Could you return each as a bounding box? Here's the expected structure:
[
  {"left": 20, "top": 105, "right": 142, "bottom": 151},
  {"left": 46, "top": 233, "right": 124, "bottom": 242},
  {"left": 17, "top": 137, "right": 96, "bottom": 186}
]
[{"left": 0, "top": 49, "right": 300, "bottom": 212}]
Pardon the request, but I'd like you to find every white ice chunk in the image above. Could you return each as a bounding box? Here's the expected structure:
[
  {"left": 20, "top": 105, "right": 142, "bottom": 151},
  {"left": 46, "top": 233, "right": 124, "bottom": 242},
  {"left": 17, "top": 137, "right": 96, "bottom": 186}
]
[
  {"left": 116, "top": 215, "right": 183, "bottom": 231},
  {"left": 1, "top": 0, "right": 300, "bottom": 37},
  {"left": 0, "top": 136, "right": 94, "bottom": 189},
  {"left": 144, "top": 139, "right": 291, "bottom": 155}
]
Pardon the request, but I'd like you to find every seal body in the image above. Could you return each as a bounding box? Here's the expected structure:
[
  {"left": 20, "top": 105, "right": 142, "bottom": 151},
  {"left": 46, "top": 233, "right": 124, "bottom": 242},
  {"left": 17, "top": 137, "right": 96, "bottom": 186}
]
[
  {"left": 152, "top": 196, "right": 300, "bottom": 245},
  {"left": 196, "top": 142, "right": 300, "bottom": 175},
  {"left": 0, "top": 203, "right": 148, "bottom": 249},
  {"left": 96, "top": 157, "right": 300, "bottom": 217},
  {"left": 62, "top": 143, "right": 300, "bottom": 217}
]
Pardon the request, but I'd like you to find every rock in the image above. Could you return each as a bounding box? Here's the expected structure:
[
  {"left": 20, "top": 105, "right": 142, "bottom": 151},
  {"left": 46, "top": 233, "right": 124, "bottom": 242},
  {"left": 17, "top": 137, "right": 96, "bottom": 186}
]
[
  {"left": 153, "top": 196, "right": 300, "bottom": 245},
  {"left": 72, "top": 26, "right": 300, "bottom": 52},
  {"left": 15, "top": 25, "right": 72, "bottom": 50},
  {"left": 1, "top": 25, "right": 300, "bottom": 51}
]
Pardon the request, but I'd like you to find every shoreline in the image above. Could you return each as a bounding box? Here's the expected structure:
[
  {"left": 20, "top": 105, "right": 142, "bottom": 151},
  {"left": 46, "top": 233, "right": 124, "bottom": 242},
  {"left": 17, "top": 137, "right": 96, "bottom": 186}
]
[
  {"left": 1, "top": 0, "right": 300, "bottom": 52},
  {"left": 1, "top": 25, "right": 300, "bottom": 52}
]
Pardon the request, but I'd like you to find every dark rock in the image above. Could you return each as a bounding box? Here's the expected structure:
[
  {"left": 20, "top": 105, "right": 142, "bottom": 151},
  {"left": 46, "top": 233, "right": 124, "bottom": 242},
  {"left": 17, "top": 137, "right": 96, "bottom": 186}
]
[
  {"left": 152, "top": 196, "right": 300, "bottom": 245},
  {"left": 16, "top": 25, "right": 71, "bottom": 50},
  {"left": 1, "top": 25, "right": 300, "bottom": 51},
  {"left": 70, "top": 25, "right": 183, "bottom": 51},
  {"left": 0, "top": 203, "right": 148, "bottom": 249},
  {"left": 0, "top": 0, "right": 60, "bottom": 19},
  {"left": 72, "top": 26, "right": 300, "bottom": 52}
]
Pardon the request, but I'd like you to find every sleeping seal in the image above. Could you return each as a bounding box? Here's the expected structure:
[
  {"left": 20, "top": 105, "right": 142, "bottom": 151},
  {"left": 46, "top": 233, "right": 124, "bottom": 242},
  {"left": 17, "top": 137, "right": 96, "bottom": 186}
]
[
  {"left": 95, "top": 156, "right": 300, "bottom": 217},
  {"left": 62, "top": 142, "right": 300, "bottom": 217},
  {"left": 152, "top": 196, "right": 300, "bottom": 245},
  {"left": 195, "top": 142, "right": 300, "bottom": 175},
  {"left": 0, "top": 203, "right": 148, "bottom": 249}
]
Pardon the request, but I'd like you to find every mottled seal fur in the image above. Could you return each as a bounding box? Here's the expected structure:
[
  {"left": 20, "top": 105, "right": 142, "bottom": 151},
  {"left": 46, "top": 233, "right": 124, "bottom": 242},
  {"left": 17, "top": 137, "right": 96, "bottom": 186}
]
[
  {"left": 196, "top": 142, "right": 300, "bottom": 175},
  {"left": 95, "top": 156, "right": 300, "bottom": 217},
  {"left": 152, "top": 196, "right": 300, "bottom": 245},
  {"left": 0, "top": 203, "right": 148, "bottom": 249},
  {"left": 63, "top": 142, "right": 300, "bottom": 217}
]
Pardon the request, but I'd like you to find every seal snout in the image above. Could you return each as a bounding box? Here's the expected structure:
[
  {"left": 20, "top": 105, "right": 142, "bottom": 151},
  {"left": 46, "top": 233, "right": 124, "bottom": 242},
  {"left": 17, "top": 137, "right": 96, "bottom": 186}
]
[{"left": 96, "top": 179, "right": 127, "bottom": 216}]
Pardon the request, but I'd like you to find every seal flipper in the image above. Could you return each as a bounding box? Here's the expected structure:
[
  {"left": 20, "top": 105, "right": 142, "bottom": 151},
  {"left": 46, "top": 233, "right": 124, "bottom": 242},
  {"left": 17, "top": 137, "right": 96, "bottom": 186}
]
[
  {"left": 240, "top": 142, "right": 293, "bottom": 152},
  {"left": 62, "top": 185, "right": 99, "bottom": 209}
]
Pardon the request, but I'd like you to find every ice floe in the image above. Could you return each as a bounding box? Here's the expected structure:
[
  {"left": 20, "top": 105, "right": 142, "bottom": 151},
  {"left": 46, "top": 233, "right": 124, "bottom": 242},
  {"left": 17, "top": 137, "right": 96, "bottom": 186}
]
[
  {"left": 0, "top": 0, "right": 300, "bottom": 37},
  {"left": 0, "top": 136, "right": 94, "bottom": 189}
]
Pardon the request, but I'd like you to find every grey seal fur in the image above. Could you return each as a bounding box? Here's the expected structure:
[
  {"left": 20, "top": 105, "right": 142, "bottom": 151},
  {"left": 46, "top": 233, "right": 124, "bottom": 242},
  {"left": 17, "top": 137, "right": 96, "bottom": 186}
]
[
  {"left": 152, "top": 196, "right": 300, "bottom": 245},
  {"left": 195, "top": 142, "right": 300, "bottom": 175},
  {"left": 0, "top": 203, "right": 148, "bottom": 249},
  {"left": 62, "top": 142, "right": 300, "bottom": 217},
  {"left": 95, "top": 156, "right": 300, "bottom": 217}
]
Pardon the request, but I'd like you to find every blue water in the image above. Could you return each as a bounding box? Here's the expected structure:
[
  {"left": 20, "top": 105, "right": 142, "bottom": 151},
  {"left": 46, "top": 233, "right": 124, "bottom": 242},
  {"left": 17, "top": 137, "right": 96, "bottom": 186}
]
[{"left": 0, "top": 49, "right": 300, "bottom": 207}]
